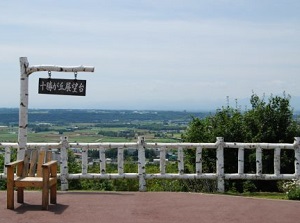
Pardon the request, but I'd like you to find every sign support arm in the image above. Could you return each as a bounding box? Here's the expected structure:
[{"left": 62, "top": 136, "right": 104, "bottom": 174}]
[{"left": 27, "top": 65, "right": 94, "bottom": 75}]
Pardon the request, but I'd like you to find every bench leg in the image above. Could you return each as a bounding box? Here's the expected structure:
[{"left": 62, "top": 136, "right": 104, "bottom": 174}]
[
  {"left": 6, "top": 167, "right": 15, "bottom": 209},
  {"left": 50, "top": 185, "right": 57, "bottom": 204},
  {"left": 7, "top": 183, "right": 14, "bottom": 210},
  {"left": 42, "top": 187, "right": 49, "bottom": 210},
  {"left": 17, "top": 188, "right": 24, "bottom": 203}
]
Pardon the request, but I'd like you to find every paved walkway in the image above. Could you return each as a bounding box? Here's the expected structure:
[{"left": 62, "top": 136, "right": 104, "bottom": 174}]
[{"left": 0, "top": 191, "right": 299, "bottom": 223}]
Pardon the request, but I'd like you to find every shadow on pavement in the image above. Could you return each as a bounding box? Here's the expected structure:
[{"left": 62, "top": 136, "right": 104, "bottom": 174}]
[{"left": 14, "top": 203, "right": 69, "bottom": 215}]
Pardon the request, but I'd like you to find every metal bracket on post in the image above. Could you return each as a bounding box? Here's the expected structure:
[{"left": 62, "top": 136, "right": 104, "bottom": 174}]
[{"left": 17, "top": 57, "right": 94, "bottom": 160}]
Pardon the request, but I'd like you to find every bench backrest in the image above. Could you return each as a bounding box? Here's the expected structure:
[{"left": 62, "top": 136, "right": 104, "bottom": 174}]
[{"left": 21, "top": 149, "right": 53, "bottom": 177}]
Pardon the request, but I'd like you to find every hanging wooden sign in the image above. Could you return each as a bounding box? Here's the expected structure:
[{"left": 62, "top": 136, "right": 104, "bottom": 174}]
[{"left": 38, "top": 78, "right": 86, "bottom": 96}]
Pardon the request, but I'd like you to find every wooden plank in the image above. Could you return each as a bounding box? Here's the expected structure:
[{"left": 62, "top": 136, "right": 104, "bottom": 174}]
[
  {"left": 16, "top": 161, "right": 24, "bottom": 177},
  {"left": 15, "top": 181, "right": 43, "bottom": 188},
  {"left": 28, "top": 150, "right": 38, "bottom": 177},
  {"left": 37, "top": 150, "right": 46, "bottom": 177},
  {"left": 22, "top": 149, "right": 31, "bottom": 177},
  {"left": 50, "top": 161, "right": 57, "bottom": 177},
  {"left": 46, "top": 150, "right": 52, "bottom": 162}
]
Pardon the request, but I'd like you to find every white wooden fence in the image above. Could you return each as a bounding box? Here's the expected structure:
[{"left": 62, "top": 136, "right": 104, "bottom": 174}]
[{"left": 1, "top": 136, "right": 300, "bottom": 192}]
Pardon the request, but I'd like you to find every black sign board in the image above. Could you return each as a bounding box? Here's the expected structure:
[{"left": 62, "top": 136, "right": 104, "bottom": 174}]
[{"left": 38, "top": 78, "right": 86, "bottom": 96}]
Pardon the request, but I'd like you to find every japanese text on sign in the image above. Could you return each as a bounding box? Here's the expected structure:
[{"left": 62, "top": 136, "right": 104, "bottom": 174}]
[{"left": 38, "top": 78, "right": 86, "bottom": 96}]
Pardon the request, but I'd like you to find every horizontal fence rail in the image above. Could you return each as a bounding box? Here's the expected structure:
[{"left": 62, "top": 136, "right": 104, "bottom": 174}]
[{"left": 1, "top": 136, "right": 300, "bottom": 192}]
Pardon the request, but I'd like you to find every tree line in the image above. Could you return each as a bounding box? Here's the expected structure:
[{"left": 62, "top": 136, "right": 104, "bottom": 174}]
[{"left": 181, "top": 93, "right": 300, "bottom": 192}]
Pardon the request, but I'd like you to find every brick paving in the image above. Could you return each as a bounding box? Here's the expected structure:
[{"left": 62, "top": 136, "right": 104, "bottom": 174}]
[{"left": 0, "top": 191, "right": 299, "bottom": 223}]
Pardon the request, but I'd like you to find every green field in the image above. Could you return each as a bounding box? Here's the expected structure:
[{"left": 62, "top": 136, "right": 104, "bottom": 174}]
[{"left": 0, "top": 122, "right": 183, "bottom": 143}]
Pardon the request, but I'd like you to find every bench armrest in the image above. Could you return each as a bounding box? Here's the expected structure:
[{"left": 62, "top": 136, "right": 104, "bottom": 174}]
[
  {"left": 6, "top": 160, "right": 24, "bottom": 178},
  {"left": 5, "top": 160, "right": 24, "bottom": 168},
  {"left": 42, "top": 160, "right": 57, "bottom": 168},
  {"left": 42, "top": 160, "right": 57, "bottom": 178}
]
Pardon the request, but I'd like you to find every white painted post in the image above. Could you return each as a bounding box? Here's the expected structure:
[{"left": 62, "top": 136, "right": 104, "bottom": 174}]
[
  {"left": 238, "top": 147, "right": 244, "bottom": 174},
  {"left": 99, "top": 147, "right": 106, "bottom": 174},
  {"left": 256, "top": 147, "right": 262, "bottom": 175},
  {"left": 178, "top": 147, "right": 184, "bottom": 174},
  {"left": 138, "top": 136, "right": 146, "bottom": 192},
  {"left": 294, "top": 137, "right": 300, "bottom": 178},
  {"left": 60, "top": 136, "right": 69, "bottom": 191},
  {"left": 118, "top": 148, "right": 124, "bottom": 175},
  {"left": 160, "top": 147, "right": 166, "bottom": 175},
  {"left": 4, "top": 146, "right": 11, "bottom": 175},
  {"left": 18, "top": 57, "right": 29, "bottom": 160},
  {"left": 196, "top": 146, "right": 202, "bottom": 175},
  {"left": 82, "top": 147, "right": 88, "bottom": 175},
  {"left": 274, "top": 148, "right": 281, "bottom": 176},
  {"left": 216, "top": 137, "right": 225, "bottom": 192}
]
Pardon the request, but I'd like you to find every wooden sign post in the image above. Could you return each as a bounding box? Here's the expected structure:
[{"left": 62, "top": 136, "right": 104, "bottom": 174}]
[{"left": 18, "top": 57, "right": 94, "bottom": 159}]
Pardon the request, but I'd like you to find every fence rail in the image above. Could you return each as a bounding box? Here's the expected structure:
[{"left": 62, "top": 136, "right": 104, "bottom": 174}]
[{"left": 1, "top": 136, "right": 300, "bottom": 192}]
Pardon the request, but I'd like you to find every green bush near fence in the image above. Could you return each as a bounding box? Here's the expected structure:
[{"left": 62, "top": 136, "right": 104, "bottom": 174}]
[{"left": 283, "top": 179, "right": 300, "bottom": 200}]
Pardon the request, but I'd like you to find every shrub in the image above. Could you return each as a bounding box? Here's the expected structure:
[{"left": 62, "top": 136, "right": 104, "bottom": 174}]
[{"left": 283, "top": 179, "right": 300, "bottom": 200}]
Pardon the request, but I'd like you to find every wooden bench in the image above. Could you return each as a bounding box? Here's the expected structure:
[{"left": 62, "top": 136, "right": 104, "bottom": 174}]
[{"left": 5, "top": 149, "right": 57, "bottom": 210}]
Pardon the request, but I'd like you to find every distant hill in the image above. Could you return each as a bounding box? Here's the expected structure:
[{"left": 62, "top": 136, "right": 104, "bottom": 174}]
[{"left": 0, "top": 108, "right": 210, "bottom": 125}]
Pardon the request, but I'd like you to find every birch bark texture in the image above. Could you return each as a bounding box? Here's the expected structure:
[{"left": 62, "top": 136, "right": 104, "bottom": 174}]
[{"left": 18, "top": 57, "right": 94, "bottom": 159}]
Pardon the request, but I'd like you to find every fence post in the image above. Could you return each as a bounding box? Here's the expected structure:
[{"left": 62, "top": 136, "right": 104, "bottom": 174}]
[
  {"left": 196, "top": 146, "right": 203, "bottom": 175},
  {"left": 294, "top": 137, "right": 300, "bottom": 178},
  {"left": 118, "top": 147, "right": 124, "bottom": 175},
  {"left": 99, "top": 147, "right": 106, "bottom": 174},
  {"left": 178, "top": 147, "right": 184, "bottom": 174},
  {"left": 160, "top": 147, "right": 166, "bottom": 174},
  {"left": 4, "top": 147, "right": 11, "bottom": 175},
  {"left": 256, "top": 147, "right": 262, "bottom": 175},
  {"left": 238, "top": 147, "right": 244, "bottom": 174},
  {"left": 138, "top": 136, "right": 146, "bottom": 192},
  {"left": 274, "top": 147, "right": 281, "bottom": 176},
  {"left": 216, "top": 137, "right": 225, "bottom": 192},
  {"left": 82, "top": 147, "right": 88, "bottom": 175},
  {"left": 60, "top": 136, "right": 69, "bottom": 191}
]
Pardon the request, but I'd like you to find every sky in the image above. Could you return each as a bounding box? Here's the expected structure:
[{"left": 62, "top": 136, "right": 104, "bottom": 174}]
[{"left": 0, "top": 0, "right": 300, "bottom": 111}]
